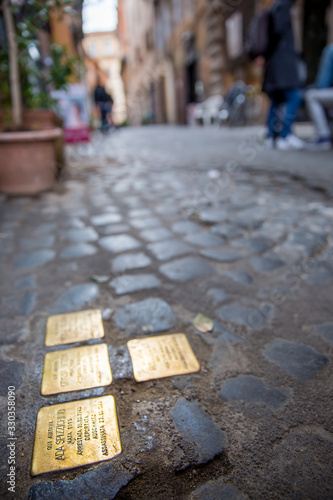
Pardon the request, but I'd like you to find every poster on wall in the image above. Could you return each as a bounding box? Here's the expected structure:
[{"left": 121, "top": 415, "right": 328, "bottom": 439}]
[{"left": 52, "top": 84, "right": 90, "bottom": 143}]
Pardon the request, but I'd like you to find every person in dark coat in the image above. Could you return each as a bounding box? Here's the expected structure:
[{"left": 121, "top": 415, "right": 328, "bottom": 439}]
[
  {"left": 263, "top": 0, "right": 304, "bottom": 150},
  {"left": 94, "top": 82, "right": 110, "bottom": 131}
]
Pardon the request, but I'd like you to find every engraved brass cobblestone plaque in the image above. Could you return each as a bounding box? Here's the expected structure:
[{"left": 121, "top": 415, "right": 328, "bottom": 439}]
[
  {"left": 41, "top": 344, "right": 112, "bottom": 395},
  {"left": 45, "top": 309, "right": 104, "bottom": 346},
  {"left": 127, "top": 333, "right": 200, "bottom": 382},
  {"left": 31, "top": 396, "right": 121, "bottom": 476}
]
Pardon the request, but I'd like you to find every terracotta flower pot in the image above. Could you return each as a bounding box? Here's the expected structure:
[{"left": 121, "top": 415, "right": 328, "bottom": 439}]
[{"left": 0, "top": 128, "right": 63, "bottom": 195}]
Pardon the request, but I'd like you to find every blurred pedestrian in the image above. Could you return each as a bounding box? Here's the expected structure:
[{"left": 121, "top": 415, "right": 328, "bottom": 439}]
[
  {"left": 94, "top": 81, "right": 110, "bottom": 131},
  {"left": 305, "top": 44, "right": 333, "bottom": 150},
  {"left": 263, "top": 0, "right": 304, "bottom": 150}
]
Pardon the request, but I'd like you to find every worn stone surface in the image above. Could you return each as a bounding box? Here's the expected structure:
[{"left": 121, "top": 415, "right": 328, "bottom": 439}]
[
  {"left": 170, "top": 398, "right": 227, "bottom": 463},
  {"left": 172, "top": 221, "right": 201, "bottom": 234},
  {"left": 184, "top": 232, "right": 224, "bottom": 247},
  {"left": 50, "top": 284, "right": 99, "bottom": 314},
  {"left": 2, "top": 291, "right": 36, "bottom": 317},
  {"left": 14, "top": 249, "right": 55, "bottom": 269},
  {"left": 64, "top": 227, "right": 99, "bottom": 243},
  {"left": 250, "top": 255, "right": 285, "bottom": 272},
  {"left": 140, "top": 227, "right": 172, "bottom": 242},
  {"left": 217, "top": 303, "right": 274, "bottom": 329},
  {"left": 207, "top": 289, "right": 230, "bottom": 305},
  {"left": 264, "top": 340, "right": 329, "bottom": 380},
  {"left": 60, "top": 243, "right": 97, "bottom": 259},
  {"left": 110, "top": 274, "right": 160, "bottom": 295},
  {"left": 28, "top": 463, "right": 135, "bottom": 500},
  {"left": 201, "top": 248, "right": 243, "bottom": 263},
  {"left": 160, "top": 257, "right": 213, "bottom": 281},
  {"left": 112, "top": 252, "right": 152, "bottom": 272},
  {"left": 113, "top": 298, "right": 177, "bottom": 333},
  {"left": 190, "top": 479, "right": 249, "bottom": 500},
  {"left": 14, "top": 275, "right": 36, "bottom": 290},
  {"left": 219, "top": 375, "right": 289, "bottom": 410},
  {"left": 314, "top": 324, "right": 333, "bottom": 345},
  {"left": 221, "top": 270, "right": 253, "bottom": 285},
  {"left": 99, "top": 235, "right": 141, "bottom": 253},
  {"left": 20, "top": 235, "right": 55, "bottom": 251},
  {"left": 91, "top": 213, "right": 122, "bottom": 225},
  {"left": 0, "top": 360, "right": 25, "bottom": 396},
  {"left": 130, "top": 216, "right": 161, "bottom": 229},
  {"left": 148, "top": 239, "right": 193, "bottom": 260}
]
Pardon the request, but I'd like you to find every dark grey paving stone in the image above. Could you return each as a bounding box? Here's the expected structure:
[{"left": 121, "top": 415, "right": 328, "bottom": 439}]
[
  {"left": 284, "top": 230, "right": 326, "bottom": 257},
  {"left": 264, "top": 339, "right": 328, "bottom": 381},
  {"left": 14, "top": 250, "right": 55, "bottom": 269},
  {"left": 232, "top": 236, "right": 274, "bottom": 254},
  {"left": 213, "top": 322, "right": 246, "bottom": 344},
  {"left": 99, "top": 235, "right": 141, "bottom": 253},
  {"left": 233, "top": 206, "right": 267, "bottom": 229},
  {"left": 34, "top": 223, "right": 57, "bottom": 234},
  {"left": 170, "top": 398, "right": 227, "bottom": 464},
  {"left": 14, "top": 275, "right": 36, "bottom": 290},
  {"left": 172, "top": 220, "right": 201, "bottom": 234},
  {"left": 66, "top": 218, "right": 85, "bottom": 229},
  {"left": 303, "top": 261, "right": 333, "bottom": 285},
  {"left": 199, "top": 208, "right": 227, "bottom": 223},
  {"left": 148, "top": 239, "right": 193, "bottom": 261},
  {"left": 50, "top": 284, "right": 99, "bottom": 314},
  {"left": 217, "top": 303, "right": 274, "bottom": 329},
  {"left": 129, "top": 208, "right": 152, "bottom": 218},
  {"left": 129, "top": 216, "right": 161, "bottom": 229},
  {"left": 140, "top": 227, "right": 172, "bottom": 242},
  {"left": 221, "top": 270, "right": 253, "bottom": 285},
  {"left": 110, "top": 274, "right": 160, "bottom": 295},
  {"left": 91, "top": 213, "right": 122, "bottom": 226},
  {"left": 207, "top": 289, "right": 230, "bottom": 305},
  {"left": 0, "top": 360, "right": 24, "bottom": 396},
  {"left": 2, "top": 292, "right": 36, "bottom": 317},
  {"left": 211, "top": 223, "right": 243, "bottom": 239},
  {"left": 28, "top": 462, "right": 134, "bottom": 500},
  {"left": 314, "top": 324, "right": 333, "bottom": 345},
  {"left": 19, "top": 235, "right": 55, "bottom": 251},
  {"left": 99, "top": 223, "right": 130, "bottom": 235},
  {"left": 184, "top": 232, "right": 224, "bottom": 247},
  {"left": 114, "top": 297, "right": 177, "bottom": 333},
  {"left": 108, "top": 345, "right": 133, "bottom": 379},
  {"left": 112, "top": 252, "right": 152, "bottom": 272},
  {"left": 60, "top": 243, "right": 97, "bottom": 259},
  {"left": 219, "top": 375, "right": 289, "bottom": 410},
  {"left": 190, "top": 478, "right": 248, "bottom": 500},
  {"left": 201, "top": 248, "right": 243, "bottom": 263},
  {"left": 250, "top": 256, "right": 285, "bottom": 273},
  {"left": 64, "top": 227, "right": 99, "bottom": 243},
  {"left": 160, "top": 257, "right": 213, "bottom": 281}
]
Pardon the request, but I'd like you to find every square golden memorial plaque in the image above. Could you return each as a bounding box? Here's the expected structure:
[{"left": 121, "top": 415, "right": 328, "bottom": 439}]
[
  {"left": 127, "top": 333, "right": 200, "bottom": 382},
  {"left": 41, "top": 344, "right": 112, "bottom": 396},
  {"left": 45, "top": 309, "right": 104, "bottom": 347},
  {"left": 31, "top": 396, "right": 121, "bottom": 476}
]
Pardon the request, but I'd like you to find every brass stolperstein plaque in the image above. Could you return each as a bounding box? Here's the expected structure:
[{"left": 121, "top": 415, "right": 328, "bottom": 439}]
[
  {"left": 45, "top": 309, "right": 104, "bottom": 347},
  {"left": 127, "top": 333, "right": 200, "bottom": 382},
  {"left": 41, "top": 344, "right": 112, "bottom": 396},
  {"left": 31, "top": 396, "right": 121, "bottom": 476}
]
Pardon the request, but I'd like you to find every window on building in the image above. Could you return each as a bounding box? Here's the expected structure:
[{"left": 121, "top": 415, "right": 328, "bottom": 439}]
[
  {"left": 226, "top": 12, "right": 243, "bottom": 59},
  {"left": 104, "top": 39, "right": 112, "bottom": 56},
  {"left": 89, "top": 41, "right": 97, "bottom": 58}
]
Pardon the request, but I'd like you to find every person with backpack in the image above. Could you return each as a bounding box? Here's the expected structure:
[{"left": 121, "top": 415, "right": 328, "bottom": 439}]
[{"left": 261, "top": 0, "right": 304, "bottom": 150}]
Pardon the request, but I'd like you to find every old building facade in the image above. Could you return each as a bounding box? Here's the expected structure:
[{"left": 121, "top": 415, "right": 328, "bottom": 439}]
[
  {"left": 118, "top": 0, "right": 333, "bottom": 126},
  {"left": 83, "top": 31, "right": 127, "bottom": 125}
]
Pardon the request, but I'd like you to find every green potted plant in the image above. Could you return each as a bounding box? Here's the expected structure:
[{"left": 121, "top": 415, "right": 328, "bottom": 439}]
[{"left": 0, "top": 0, "right": 81, "bottom": 194}]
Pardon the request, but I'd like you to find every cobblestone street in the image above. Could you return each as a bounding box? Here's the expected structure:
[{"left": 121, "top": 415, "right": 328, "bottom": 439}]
[{"left": 1, "top": 126, "right": 333, "bottom": 499}]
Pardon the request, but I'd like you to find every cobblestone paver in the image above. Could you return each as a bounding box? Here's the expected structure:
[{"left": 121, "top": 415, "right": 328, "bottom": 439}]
[{"left": 0, "top": 127, "right": 332, "bottom": 499}]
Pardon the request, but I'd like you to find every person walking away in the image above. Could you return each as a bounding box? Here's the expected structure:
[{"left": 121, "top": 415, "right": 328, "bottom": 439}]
[
  {"left": 263, "top": 0, "right": 304, "bottom": 150},
  {"left": 305, "top": 44, "right": 333, "bottom": 150},
  {"left": 94, "top": 82, "right": 109, "bottom": 131}
]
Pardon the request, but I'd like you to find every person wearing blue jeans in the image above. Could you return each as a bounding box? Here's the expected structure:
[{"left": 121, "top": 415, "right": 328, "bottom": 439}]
[
  {"left": 267, "top": 88, "right": 302, "bottom": 142},
  {"left": 263, "top": 0, "right": 304, "bottom": 150}
]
